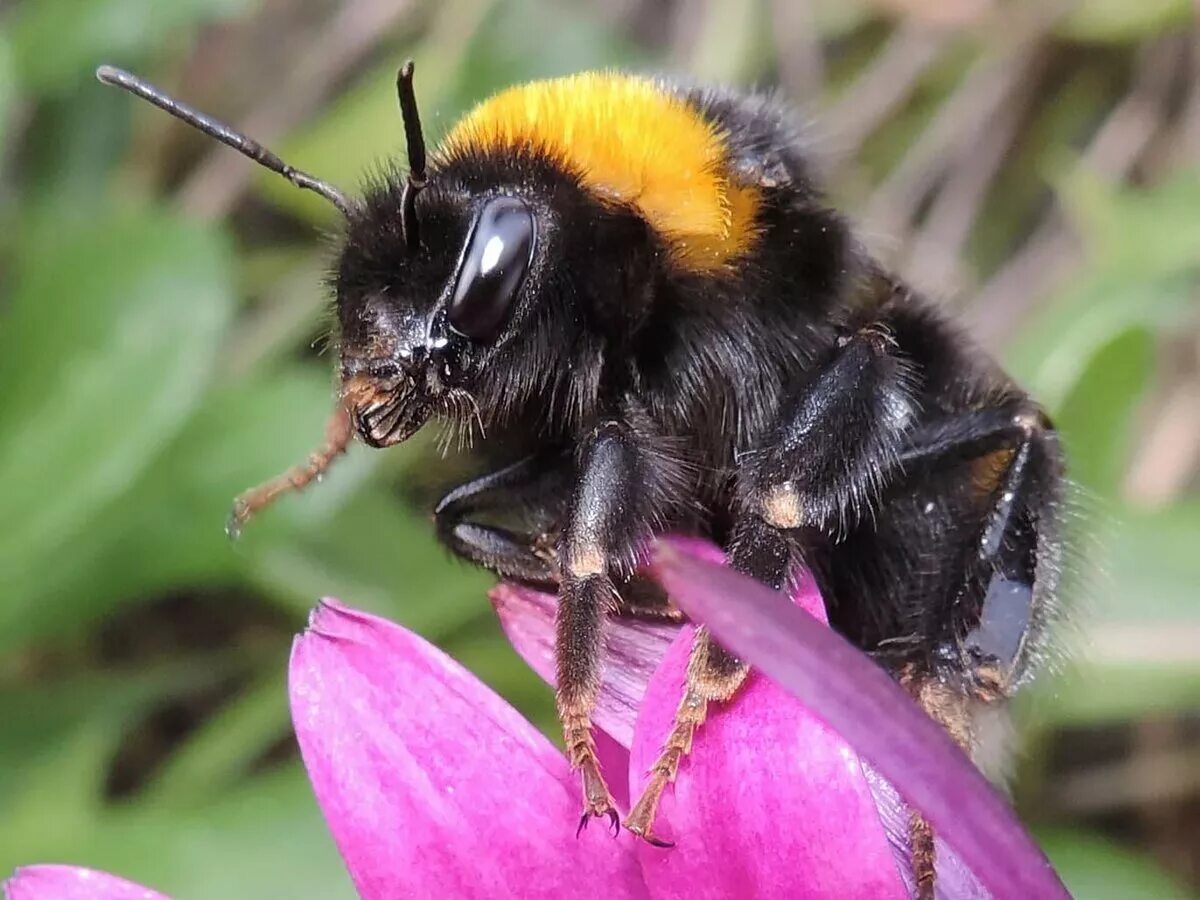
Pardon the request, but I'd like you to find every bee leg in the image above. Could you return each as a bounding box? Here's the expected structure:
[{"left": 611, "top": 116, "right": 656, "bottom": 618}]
[
  {"left": 432, "top": 453, "right": 570, "bottom": 585},
  {"left": 622, "top": 631, "right": 746, "bottom": 846},
  {"left": 627, "top": 322, "right": 918, "bottom": 844},
  {"left": 895, "top": 671, "right": 977, "bottom": 900},
  {"left": 559, "top": 570, "right": 623, "bottom": 833},
  {"left": 882, "top": 409, "right": 1064, "bottom": 899},
  {"left": 558, "top": 421, "right": 663, "bottom": 831},
  {"left": 624, "top": 515, "right": 790, "bottom": 845},
  {"left": 434, "top": 459, "right": 685, "bottom": 621},
  {"left": 893, "top": 405, "right": 1064, "bottom": 704}
]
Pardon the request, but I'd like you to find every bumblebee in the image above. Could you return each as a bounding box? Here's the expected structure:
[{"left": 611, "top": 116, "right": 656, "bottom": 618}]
[{"left": 99, "top": 63, "right": 1064, "bottom": 895}]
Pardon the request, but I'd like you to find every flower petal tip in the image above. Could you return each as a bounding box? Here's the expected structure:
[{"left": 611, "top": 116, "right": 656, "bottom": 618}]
[
  {"left": 487, "top": 584, "right": 508, "bottom": 611},
  {"left": 4, "top": 866, "right": 168, "bottom": 900},
  {"left": 299, "top": 597, "right": 395, "bottom": 648},
  {"left": 289, "top": 595, "right": 646, "bottom": 897},
  {"left": 487, "top": 582, "right": 544, "bottom": 615}
]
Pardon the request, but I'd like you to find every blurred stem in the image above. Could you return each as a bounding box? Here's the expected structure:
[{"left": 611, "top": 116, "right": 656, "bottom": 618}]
[
  {"left": 968, "top": 34, "right": 1186, "bottom": 345},
  {"left": 178, "top": 0, "right": 422, "bottom": 219},
  {"left": 903, "top": 43, "right": 1044, "bottom": 296},
  {"left": 220, "top": 253, "right": 331, "bottom": 380},
  {"left": 1124, "top": 380, "right": 1200, "bottom": 508},
  {"left": 823, "top": 23, "right": 947, "bottom": 158},
  {"left": 1175, "top": 31, "right": 1200, "bottom": 165},
  {"left": 674, "top": 0, "right": 770, "bottom": 84},
  {"left": 768, "top": 0, "right": 824, "bottom": 104},
  {"left": 862, "top": 2, "right": 1065, "bottom": 243},
  {"left": 1052, "top": 739, "right": 1200, "bottom": 815},
  {"left": 1087, "top": 622, "right": 1200, "bottom": 668}
]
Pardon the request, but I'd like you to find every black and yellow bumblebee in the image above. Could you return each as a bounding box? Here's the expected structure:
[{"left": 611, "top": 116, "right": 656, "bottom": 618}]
[{"left": 99, "top": 62, "right": 1065, "bottom": 896}]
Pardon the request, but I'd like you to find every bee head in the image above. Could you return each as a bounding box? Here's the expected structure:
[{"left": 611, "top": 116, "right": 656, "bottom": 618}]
[
  {"left": 334, "top": 188, "right": 540, "bottom": 447},
  {"left": 95, "top": 60, "right": 644, "bottom": 454}
]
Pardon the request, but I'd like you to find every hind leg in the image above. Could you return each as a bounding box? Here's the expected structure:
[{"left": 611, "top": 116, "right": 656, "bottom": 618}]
[
  {"left": 836, "top": 406, "right": 1065, "bottom": 897},
  {"left": 880, "top": 406, "right": 1065, "bottom": 708}
]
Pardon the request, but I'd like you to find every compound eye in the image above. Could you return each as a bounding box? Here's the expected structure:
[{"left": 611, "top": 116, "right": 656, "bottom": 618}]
[{"left": 448, "top": 196, "right": 536, "bottom": 342}]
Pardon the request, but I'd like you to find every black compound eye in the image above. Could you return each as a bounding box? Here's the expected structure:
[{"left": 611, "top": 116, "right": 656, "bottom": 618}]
[{"left": 448, "top": 196, "right": 536, "bottom": 342}]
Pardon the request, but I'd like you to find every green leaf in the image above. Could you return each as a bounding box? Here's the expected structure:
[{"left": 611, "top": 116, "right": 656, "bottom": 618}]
[
  {"left": 6, "top": 368, "right": 366, "bottom": 641},
  {"left": 0, "top": 723, "right": 114, "bottom": 862},
  {"left": 0, "top": 657, "right": 240, "bottom": 800},
  {"left": 1054, "top": 327, "right": 1153, "bottom": 495},
  {"left": 143, "top": 669, "right": 290, "bottom": 807},
  {"left": 0, "top": 32, "right": 14, "bottom": 149},
  {"left": 17, "top": 78, "right": 133, "bottom": 232},
  {"left": 1006, "top": 174, "right": 1200, "bottom": 409},
  {"left": 263, "top": 0, "right": 642, "bottom": 222},
  {"left": 1059, "top": 170, "right": 1200, "bottom": 281},
  {"left": 1007, "top": 274, "right": 1190, "bottom": 411},
  {"left": 7, "top": 0, "right": 256, "bottom": 94},
  {"left": 1025, "top": 504, "right": 1200, "bottom": 724},
  {"left": 1038, "top": 828, "right": 1192, "bottom": 899},
  {"left": 1031, "top": 663, "right": 1200, "bottom": 727},
  {"left": 245, "top": 485, "right": 491, "bottom": 637},
  {"left": 4, "top": 766, "right": 355, "bottom": 900},
  {"left": 0, "top": 655, "right": 245, "bottom": 866},
  {"left": 0, "top": 213, "right": 234, "bottom": 644},
  {"left": 127, "top": 367, "right": 370, "bottom": 580},
  {"left": 1099, "top": 504, "right": 1200, "bottom": 623}
]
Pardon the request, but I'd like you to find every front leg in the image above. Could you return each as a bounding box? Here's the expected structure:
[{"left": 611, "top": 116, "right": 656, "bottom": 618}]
[
  {"left": 433, "top": 452, "right": 570, "bottom": 585},
  {"left": 626, "top": 323, "right": 918, "bottom": 843},
  {"left": 557, "top": 420, "right": 665, "bottom": 833}
]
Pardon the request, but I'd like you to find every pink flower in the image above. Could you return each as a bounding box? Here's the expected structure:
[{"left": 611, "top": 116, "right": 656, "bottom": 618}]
[
  {"left": 3, "top": 866, "right": 167, "bottom": 900},
  {"left": 289, "top": 536, "right": 1064, "bottom": 899},
  {"left": 4, "top": 538, "right": 1066, "bottom": 899}
]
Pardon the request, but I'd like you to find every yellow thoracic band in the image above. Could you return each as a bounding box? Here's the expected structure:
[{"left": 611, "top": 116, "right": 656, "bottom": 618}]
[{"left": 438, "top": 72, "right": 761, "bottom": 272}]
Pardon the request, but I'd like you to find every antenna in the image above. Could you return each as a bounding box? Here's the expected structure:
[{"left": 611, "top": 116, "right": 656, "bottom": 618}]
[
  {"left": 396, "top": 60, "right": 427, "bottom": 248},
  {"left": 96, "top": 65, "right": 355, "bottom": 218}
]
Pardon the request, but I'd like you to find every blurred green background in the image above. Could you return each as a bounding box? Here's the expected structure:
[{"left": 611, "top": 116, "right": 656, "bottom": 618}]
[{"left": 1, "top": 0, "right": 1198, "bottom": 896}]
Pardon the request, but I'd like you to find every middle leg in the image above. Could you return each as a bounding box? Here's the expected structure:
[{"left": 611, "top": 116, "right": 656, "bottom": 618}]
[{"left": 626, "top": 323, "right": 920, "bottom": 842}]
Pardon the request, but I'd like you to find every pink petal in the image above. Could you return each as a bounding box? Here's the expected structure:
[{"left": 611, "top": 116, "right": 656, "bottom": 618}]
[
  {"left": 651, "top": 545, "right": 1069, "bottom": 900},
  {"left": 863, "top": 766, "right": 989, "bottom": 899},
  {"left": 593, "top": 727, "right": 633, "bottom": 812},
  {"left": 629, "top": 576, "right": 906, "bottom": 898},
  {"left": 289, "top": 599, "right": 647, "bottom": 900},
  {"left": 490, "top": 583, "right": 678, "bottom": 749},
  {"left": 494, "top": 538, "right": 997, "bottom": 894},
  {"left": 4, "top": 866, "right": 168, "bottom": 900}
]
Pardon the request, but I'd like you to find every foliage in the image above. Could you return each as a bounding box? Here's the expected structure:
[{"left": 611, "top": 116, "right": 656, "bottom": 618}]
[{"left": 0, "top": 0, "right": 1196, "bottom": 896}]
